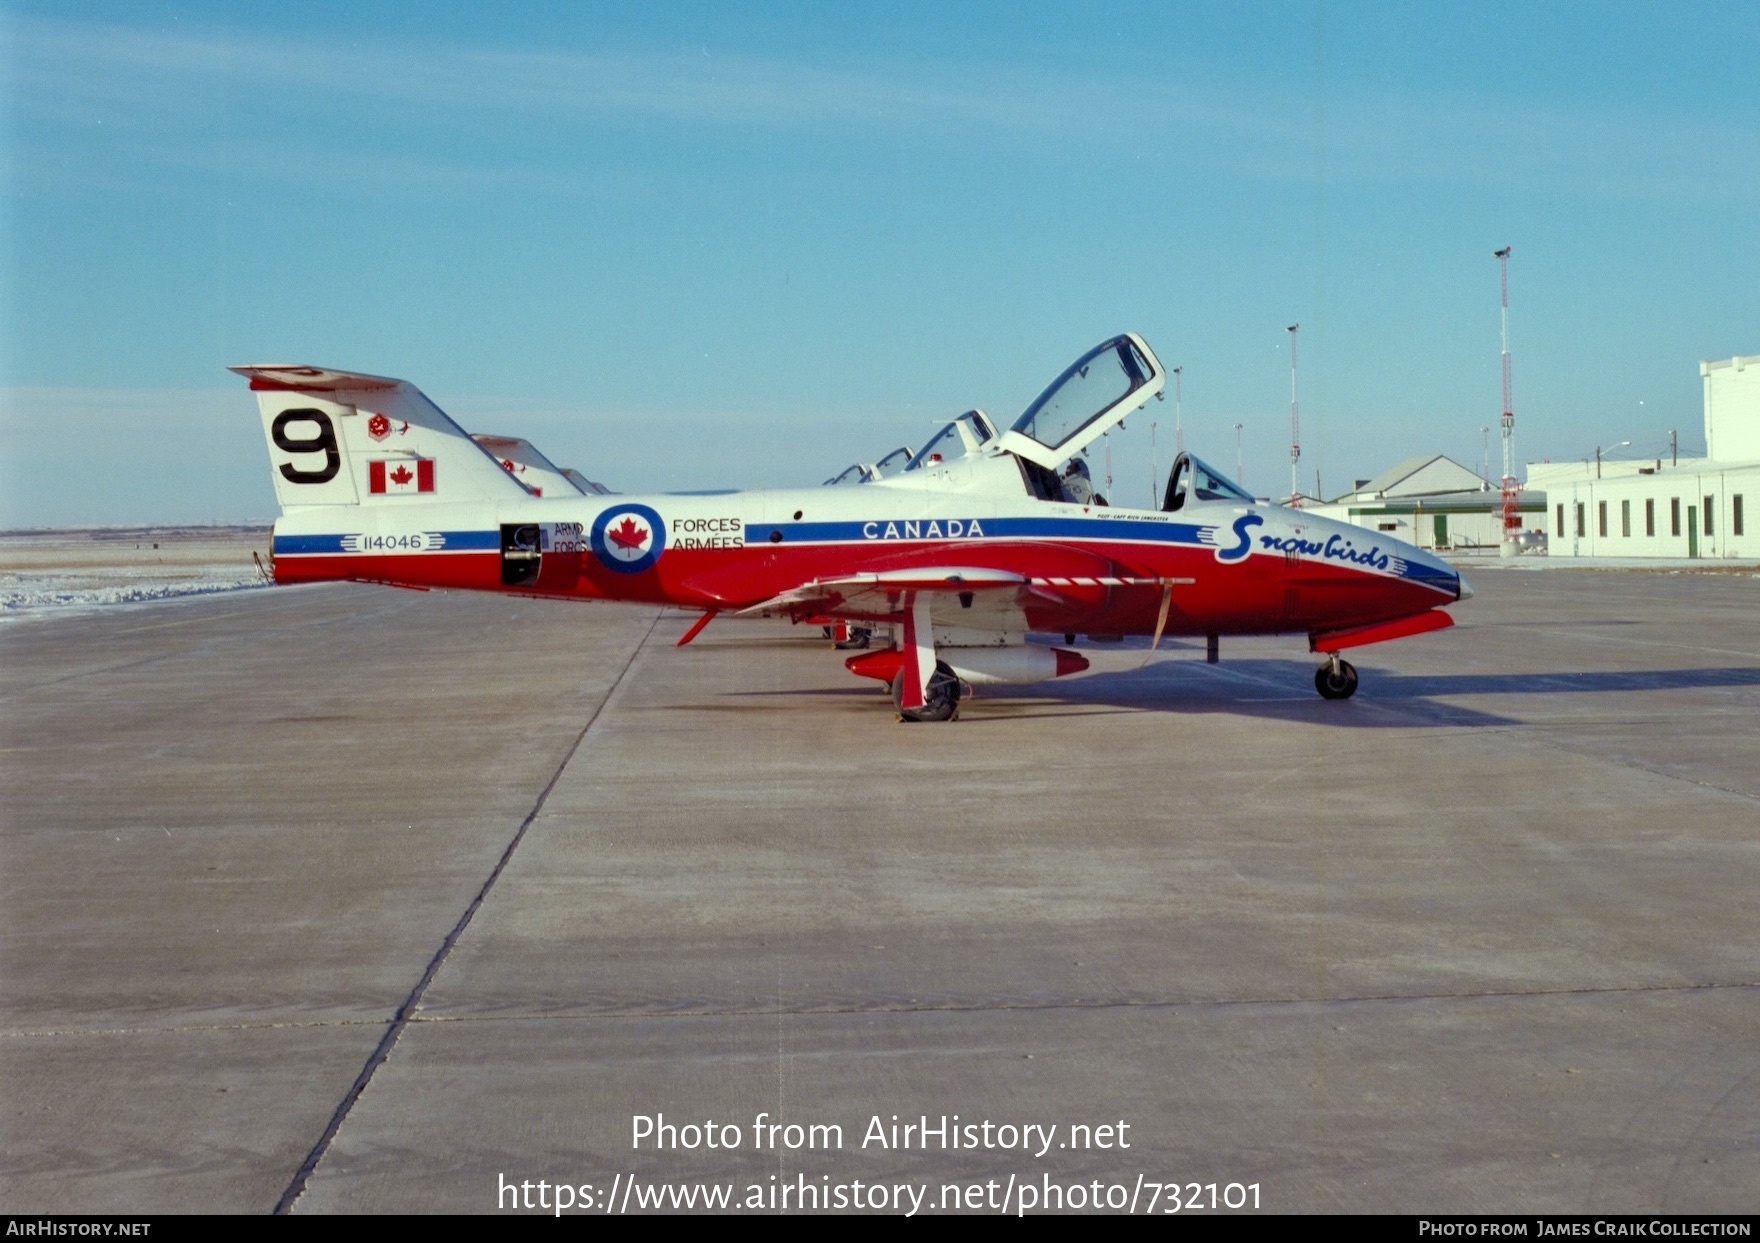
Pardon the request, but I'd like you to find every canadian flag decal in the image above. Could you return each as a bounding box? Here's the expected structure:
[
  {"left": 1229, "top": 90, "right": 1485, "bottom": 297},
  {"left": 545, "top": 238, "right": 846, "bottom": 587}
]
[{"left": 369, "top": 458, "right": 436, "bottom": 495}]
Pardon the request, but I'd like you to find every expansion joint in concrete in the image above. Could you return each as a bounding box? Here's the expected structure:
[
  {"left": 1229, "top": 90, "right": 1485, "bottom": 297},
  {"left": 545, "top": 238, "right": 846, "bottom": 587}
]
[{"left": 269, "top": 611, "right": 661, "bottom": 1215}]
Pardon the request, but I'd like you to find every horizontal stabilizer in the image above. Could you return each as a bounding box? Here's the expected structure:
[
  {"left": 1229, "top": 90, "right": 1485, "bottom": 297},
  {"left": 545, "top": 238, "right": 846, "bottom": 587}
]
[{"left": 230, "top": 365, "right": 401, "bottom": 393}]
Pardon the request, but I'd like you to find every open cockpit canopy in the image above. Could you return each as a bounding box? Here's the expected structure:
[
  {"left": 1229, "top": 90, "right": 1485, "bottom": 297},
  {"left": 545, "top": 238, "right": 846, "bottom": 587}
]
[
  {"left": 824, "top": 445, "right": 915, "bottom": 487},
  {"left": 906, "top": 409, "right": 999, "bottom": 471},
  {"left": 823, "top": 463, "right": 874, "bottom": 486},
  {"left": 996, "top": 333, "right": 1164, "bottom": 471},
  {"left": 1162, "top": 452, "right": 1255, "bottom": 512},
  {"left": 872, "top": 446, "right": 914, "bottom": 478}
]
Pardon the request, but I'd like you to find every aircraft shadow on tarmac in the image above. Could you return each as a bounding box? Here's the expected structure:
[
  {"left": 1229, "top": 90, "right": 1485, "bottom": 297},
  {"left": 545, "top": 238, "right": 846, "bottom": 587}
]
[
  {"left": 1014, "top": 660, "right": 1760, "bottom": 729},
  {"left": 725, "top": 658, "right": 1760, "bottom": 730}
]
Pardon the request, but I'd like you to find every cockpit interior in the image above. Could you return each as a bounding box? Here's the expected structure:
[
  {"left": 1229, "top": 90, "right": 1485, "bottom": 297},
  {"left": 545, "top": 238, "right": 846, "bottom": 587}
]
[{"left": 838, "top": 334, "right": 1261, "bottom": 512}]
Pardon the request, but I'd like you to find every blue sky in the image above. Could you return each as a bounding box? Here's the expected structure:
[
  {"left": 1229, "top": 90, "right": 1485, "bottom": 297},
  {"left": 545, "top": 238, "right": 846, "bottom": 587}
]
[{"left": 3, "top": 1, "right": 1756, "bottom": 525}]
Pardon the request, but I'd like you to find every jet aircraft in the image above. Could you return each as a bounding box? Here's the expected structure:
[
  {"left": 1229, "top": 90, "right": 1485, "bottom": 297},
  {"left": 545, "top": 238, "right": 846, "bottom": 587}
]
[
  {"left": 824, "top": 445, "right": 915, "bottom": 487},
  {"left": 237, "top": 335, "right": 1469, "bottom": 721},
  {"left": 470, "top": 433, "right": 593, "bottom": 497}
]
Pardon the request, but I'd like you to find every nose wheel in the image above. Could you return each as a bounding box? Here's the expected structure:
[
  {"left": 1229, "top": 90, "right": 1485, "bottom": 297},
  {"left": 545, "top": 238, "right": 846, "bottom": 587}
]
[
  {"left": 1315, "top": 656, "right": 1359, "bottom": 700},
  {"left": 891, "top": 661, "right": 963, "bottom": 722}
]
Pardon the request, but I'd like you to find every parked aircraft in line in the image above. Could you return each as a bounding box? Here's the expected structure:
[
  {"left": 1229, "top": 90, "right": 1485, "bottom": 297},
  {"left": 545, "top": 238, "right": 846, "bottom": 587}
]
[
  {"left": 824, "top": 445, "right": 914, "bottom": 487},
  {"left": 237, "top": 334, "right": 1469, "bottom": 721},
  {"left": 470, "top": 433, "right": 613, "bottom": 497}
]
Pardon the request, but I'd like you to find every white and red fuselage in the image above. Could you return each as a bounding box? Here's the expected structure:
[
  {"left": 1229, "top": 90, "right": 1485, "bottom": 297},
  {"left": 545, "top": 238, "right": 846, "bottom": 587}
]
[
  {"left": 269, "top": 484, "right": 1463, "bottom": 643},
  {"left": 238, "top": 336, "right": 1468, "bottom": 719}
]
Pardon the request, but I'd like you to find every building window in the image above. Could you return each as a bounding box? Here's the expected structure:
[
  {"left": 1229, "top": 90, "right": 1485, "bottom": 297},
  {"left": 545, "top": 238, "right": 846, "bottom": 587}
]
[
  {"left": 1556, "top": 504, "right": 1565, "bottom": 537},
  {"left": 1377, "top": 522, "right": 1398, "bottom": 532},
  {"left": 1735, "top": 495, "right": 1745, "bottom": 536},
  {"left": 1704, "top": 497, "right": 1714, "bottom": 536},
  {"left": 1598, "top": 501, "right": 1608, "bottom": 537},
  {"left": 1671, "top": 497, "right": 1681, "bottom": 536},
  {"left": 1621, "top": 500, "right": 1631, "bottom": 537},
  {"left": 1575, "top": 503, "right": 1585, "bottom": 537},
  {"left": 1645, "top": 498, "right": 1655, "bottom": 537}
]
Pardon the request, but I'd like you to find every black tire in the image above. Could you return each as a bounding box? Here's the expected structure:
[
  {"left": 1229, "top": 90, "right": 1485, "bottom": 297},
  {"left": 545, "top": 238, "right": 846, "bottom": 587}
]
[
  {"left": 834, "top": 626, "right": 873, "bottom": 651},
  {"left": 891, "top": 660, "right": 962, "bottom": 722},
  {"left": 1315, "top": 660, "right": 1359, "bottom": 700}
]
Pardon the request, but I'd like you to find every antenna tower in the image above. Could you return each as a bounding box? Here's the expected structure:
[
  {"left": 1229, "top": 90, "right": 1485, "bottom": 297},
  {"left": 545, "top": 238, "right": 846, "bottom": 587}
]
[
  {"left": 1172, "top": 365, "right": 1184, "bottom": 454},
  {"left": 1287, "top": 325, "right": 1301, "bottom": 505},
  {"left": 1494, "top": 247, "right": 1518, "bottom": 541}
]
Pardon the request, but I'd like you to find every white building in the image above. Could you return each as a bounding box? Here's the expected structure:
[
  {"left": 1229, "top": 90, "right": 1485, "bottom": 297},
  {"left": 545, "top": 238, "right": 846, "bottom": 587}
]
[
  {"left": 1532, "top": 353, "right": 1758, "bottom": 560},
  {"left": 1303, "top": 455, "right": 1546, "bottom": 552}
]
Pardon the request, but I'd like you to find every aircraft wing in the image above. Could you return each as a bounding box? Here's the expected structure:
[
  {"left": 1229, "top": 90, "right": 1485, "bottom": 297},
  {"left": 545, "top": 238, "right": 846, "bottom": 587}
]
[
  {"left": 736, "top": 567, "right": 1024, "bottom": 622},
  {"left": 735, "top": 565, "right": 1168, "bottom": 630}
]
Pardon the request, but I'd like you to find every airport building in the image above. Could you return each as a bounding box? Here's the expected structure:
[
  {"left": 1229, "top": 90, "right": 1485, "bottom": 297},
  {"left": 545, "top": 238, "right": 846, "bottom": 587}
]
[
  {"left": 1302, "top": 456, "right": 1546, "bottom": 552},
  {"left": 1531, "top": 352, "right": 1759, "bottom": 560}
]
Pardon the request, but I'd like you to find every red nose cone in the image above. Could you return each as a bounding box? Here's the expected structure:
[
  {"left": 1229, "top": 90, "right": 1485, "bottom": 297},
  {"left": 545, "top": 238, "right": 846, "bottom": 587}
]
[{"left": 1052, "top": 648, "right": 1090, "bottom": 677}]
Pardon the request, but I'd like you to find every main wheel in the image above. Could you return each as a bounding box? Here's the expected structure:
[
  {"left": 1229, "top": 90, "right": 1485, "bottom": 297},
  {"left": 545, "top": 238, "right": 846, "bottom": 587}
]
[
  {"left": 834, "top": 626, "right": 873, "bottom": 650},
  {"left": 891, "top": 660, "right": 962, "bottom": 722},
  {"left": 1315, "top": 660, "right": 1359, "bottom": 700}
]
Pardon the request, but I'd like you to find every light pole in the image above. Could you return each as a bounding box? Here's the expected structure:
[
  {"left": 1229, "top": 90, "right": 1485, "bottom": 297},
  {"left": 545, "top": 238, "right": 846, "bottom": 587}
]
[
  {"left": 1149, "top": 421, "right": 1158, "bottom": 509},
  {"left": 1494, "top": 246, "right": 1517, "bottom": 544},
  {"left": 1171, "top": 365, "right": 1184, "bottom": 455},
  {"left": 1595, "top": 440, "right": 1630, "bottom": 479},
  {"left": 1234, "top": 423, "right": 1244, "bottom": 486}
]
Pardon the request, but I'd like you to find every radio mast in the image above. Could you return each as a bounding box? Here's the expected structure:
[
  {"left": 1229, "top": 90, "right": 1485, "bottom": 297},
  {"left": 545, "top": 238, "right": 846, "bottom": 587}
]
[
  {"left": 1172, "top": 365, "right": 1184, "bottom": 454},
  {"left": 1287, "top": 324, "right": 1301, "bottom": 506},
  {"left": 1494, "top": 247, "right": 1519, "bottom": 546}
]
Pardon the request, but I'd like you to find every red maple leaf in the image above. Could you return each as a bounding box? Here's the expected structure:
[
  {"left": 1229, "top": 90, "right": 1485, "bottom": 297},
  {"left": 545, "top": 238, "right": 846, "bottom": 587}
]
[
  {"left": 389, "top": 464, "right": 414, "bottom": 486},
  {"left": 608, "top": 516, "right": 648, "bottom": 550}
]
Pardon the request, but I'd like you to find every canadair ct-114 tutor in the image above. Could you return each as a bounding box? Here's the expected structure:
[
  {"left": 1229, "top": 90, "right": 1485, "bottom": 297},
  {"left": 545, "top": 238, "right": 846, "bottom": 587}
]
[{"left": 238, "top": 333, "right": 1470, "bottom": 721}]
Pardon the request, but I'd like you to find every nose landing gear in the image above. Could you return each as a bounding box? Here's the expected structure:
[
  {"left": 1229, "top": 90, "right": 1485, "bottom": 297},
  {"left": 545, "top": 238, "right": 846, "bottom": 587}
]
[{"left": 1315, "top": 654, "right": 1359, "bottom": 700}]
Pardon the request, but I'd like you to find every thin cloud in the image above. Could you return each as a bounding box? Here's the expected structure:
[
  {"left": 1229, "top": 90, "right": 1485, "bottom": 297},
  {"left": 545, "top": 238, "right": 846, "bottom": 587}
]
[{"left": 10, "top": 12, "right": 1755, "bottom": 204}]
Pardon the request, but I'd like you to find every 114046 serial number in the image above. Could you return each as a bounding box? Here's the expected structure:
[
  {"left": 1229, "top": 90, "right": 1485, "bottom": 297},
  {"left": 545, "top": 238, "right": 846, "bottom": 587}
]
[{"left": 341, "top": 532, "right": 443, "bottom": 552}]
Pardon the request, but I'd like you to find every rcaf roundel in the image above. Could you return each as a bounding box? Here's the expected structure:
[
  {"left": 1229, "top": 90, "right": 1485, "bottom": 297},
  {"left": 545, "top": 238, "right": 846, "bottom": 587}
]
[{"left": 590, "top": 503, "right": 665, "bottom": 574}]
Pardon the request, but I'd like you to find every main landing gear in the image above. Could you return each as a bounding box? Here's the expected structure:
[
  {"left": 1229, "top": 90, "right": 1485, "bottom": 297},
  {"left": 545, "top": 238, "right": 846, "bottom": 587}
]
[
  {"left": 891, "top": 661, "right": 964, "bottom": 723},
  {"left": 821, "top": 623, "right": 873, "bottom": 649},
  {"left": 1314, "top": 654, "right": 1359, "bottom": 700}
]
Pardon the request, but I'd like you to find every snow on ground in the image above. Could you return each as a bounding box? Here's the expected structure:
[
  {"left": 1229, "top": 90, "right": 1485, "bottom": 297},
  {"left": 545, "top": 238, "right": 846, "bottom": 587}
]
[{"left": 0, "top": 528, "right": 272, "bottom": 623}]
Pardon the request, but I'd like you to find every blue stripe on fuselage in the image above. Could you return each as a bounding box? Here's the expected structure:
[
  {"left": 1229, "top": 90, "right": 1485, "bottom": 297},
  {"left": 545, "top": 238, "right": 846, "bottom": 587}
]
[
  {"left": 1397, "top": 557, "right": 1461, "bottom": 593},
  {"left": 271, "top": 515, "right": 1455, "bottom": 592},
  {"left": 775, "top": 516, "right": 1216, "bottom": 546},
  {"left": 272, "top": 531, "right": 499, "bottom": 555}
]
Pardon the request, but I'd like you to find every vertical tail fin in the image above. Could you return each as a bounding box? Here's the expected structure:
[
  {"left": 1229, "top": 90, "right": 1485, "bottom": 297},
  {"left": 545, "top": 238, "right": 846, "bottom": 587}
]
[
  {"left": 231, "top": 365, "right": 528, "bottom": 509},
  {"left": 471, "top": 433, "right": 583, "bottom": 497}
]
